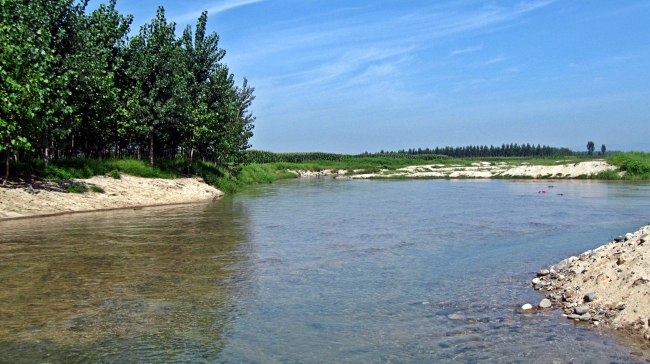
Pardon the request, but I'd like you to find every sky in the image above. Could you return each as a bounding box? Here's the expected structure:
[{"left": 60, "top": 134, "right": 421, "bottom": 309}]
[{"left": 91, "top": 0, "right": 650, "bottom": 153}]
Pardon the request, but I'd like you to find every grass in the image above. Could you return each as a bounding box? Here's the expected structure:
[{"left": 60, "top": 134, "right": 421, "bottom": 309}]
[
  {"left": 66, "top": 183, "right": 88, "bottom": 193},
  {"left": 6, "top": 153, "right": 647, "bottom": 196},
  {"left": 607, "top": 152, "right": 650, "bottom": 180},
  {"left": 90, "top": 186, "right": 105, "bottom": 193}
]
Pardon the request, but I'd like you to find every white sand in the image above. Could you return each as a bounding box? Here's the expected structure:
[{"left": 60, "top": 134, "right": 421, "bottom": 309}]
[
  {"left": 0, "top": 174, "right": 223, "bottom": 220},
  {"left": 345, "top": 160, "right": 617, "bottom": 179}
]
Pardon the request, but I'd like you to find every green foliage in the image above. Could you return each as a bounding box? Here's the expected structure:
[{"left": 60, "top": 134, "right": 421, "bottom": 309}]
[
  {"left": 0, "top": 1, "right": 254, "bottom": 181},
  {"left": 108, "top": 169, "right": 121, "bottom": 179},
  {"left": 594, "top": 170, "right": 620, "bottom": 180},
  {"left": 66, "top": 183, "right": 88, "bottom": 193},
  {"left": 587, "top": 141, "right": 595, "bottom": 155},
  {"left": 90, "top": 185, "right": 105, "bottom": 193},
  {"left": 608, "top": 152, "right": 650, "bottom": 179}
]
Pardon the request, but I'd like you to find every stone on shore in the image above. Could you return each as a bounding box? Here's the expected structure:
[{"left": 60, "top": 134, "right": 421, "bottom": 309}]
[
  {"left": 521, "top": 304, "right": 533, "bottom": 310},
  {"left": 575, "top": 306, "right": 589, "bottom": 315},
  {"left": 537, "top": 269, "right": 550, "bottom": 277},
  {"left": 584, "top": 292, "right": 596, "bottom": 302},
  {"left": 539, "top": 299, "right": 552, "bottom": 308}
]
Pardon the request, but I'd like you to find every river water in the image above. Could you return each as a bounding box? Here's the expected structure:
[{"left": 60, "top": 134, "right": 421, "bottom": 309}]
[{"left": 1, "top": 178, "right": 650, "bottom": 363}]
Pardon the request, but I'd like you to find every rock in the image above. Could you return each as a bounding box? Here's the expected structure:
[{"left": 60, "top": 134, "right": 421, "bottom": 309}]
[
  {"left": 537, "top": 269, "right": 550, "bottom": 277},
  {"left": 567, "top": 314, "right": 581, "bottom": 320},
  {"left": 532, "top": 278, "right": 540, "bottom": 285},
  {"left": 614, "top": 236, "right": 625, "bottom": 242},
  {"left": 539, "top": 299, "right": 552, "bottom": 308},
  {"left": 626, "top": 233, "right": 634, "bottom": 240},
  {"left": 447, "top": 313, "right": 466, "bottom": 320},
  {"left": 584, "top": 292, "right": 596, "bottom": 302},
  {"left": 641, "top": 234, "right": 650, "bottom": 244},
  {"left": 580, "top": 313, "right": 592, "bottom": 321},
  {"left": 534, "top": 282, "right": 547, "bottom": 290},
  {"left": 614, "top": 302, "right": 626, "bottom": 310},
  {"left": 575, "top": 306, "right": 589, "bottom": 315},
  {"left": 617, "top": 257, "right": 626, "bottom": 265},
  {"left": 521, "top": 304, "right": 533, "bottom": 310}
]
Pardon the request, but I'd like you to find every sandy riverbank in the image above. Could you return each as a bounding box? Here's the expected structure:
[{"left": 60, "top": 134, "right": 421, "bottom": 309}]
[
  {"left": 527, "top": 224, "right": 650, "bottom": 341},
  {"left": 288, "top": 160, "right": 618, "bottom": 179},
  {"left": 0, "top": 174, "right": 224, "bottom": 220}
]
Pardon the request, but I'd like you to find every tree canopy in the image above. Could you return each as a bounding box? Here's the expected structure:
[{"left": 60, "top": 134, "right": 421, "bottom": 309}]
[{"left": 1, "top": 0, "right": 255, "bottom": 183}]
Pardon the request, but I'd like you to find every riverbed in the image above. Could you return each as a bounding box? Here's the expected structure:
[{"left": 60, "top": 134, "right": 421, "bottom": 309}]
[{"left": 1, "top": 179, "right": 649, "bottom": 362}]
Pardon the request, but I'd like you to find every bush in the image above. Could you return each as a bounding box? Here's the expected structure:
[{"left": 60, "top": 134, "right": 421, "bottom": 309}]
[
  {"left": 90, "top": 185, "right": 105, "bottom": 193},
  {"left": 66, "top": 183, "right": 88, "bottom": 193},
  {"left": 108, "top": 169, "right": 121, "bottom": 179}
]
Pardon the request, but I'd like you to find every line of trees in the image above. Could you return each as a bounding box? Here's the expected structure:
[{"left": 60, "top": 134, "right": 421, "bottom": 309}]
[
  {"left": 364, "top": 144, "right": 575, "bottom": 158},
  {"left": 1, "top": 0, "right": 255, "bottom": 183}
]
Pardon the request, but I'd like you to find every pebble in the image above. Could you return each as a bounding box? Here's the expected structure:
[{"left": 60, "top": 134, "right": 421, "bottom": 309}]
[
  {"left": 539, "top": 299, "right": 552, "bottom": 308},
  {"left": 537, "top": 269, "right": 550, "bottom": 277},
  {"left": 575, "top": 306, "right": 589, "bottom": 315},
  {"left": 534, "top": 282, "right": 547, "bottom": 290},
  {"left": 567, "top": 314, "right": 581, "bottom": 320},
  {"left": 626, "top": 233, "right": 634, "bottom": 240},
  {"left": 584, "top": 291, "right": 596, "bottom": 302},
  {"left": 521, "top": 304, "right": 533, "bottom": 310},
  {"left": 614, "top": 236, "right": 624, "bottom": 242},
  {"left": 580, "top": 313, "right": 592, "bottom": 321},
  {"left": 532, "top": 278, "right": 540, "bottom": 285},
  {"left": 447, "top": 313, "right": 466, "bottom": 320}
]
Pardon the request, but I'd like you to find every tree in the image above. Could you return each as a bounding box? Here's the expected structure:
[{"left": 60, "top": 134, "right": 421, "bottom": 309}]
[
  {"left": 601, "top": 144, "right": 606, "bottom": 156},
  {"left": 127, "top": 7, "right": 191, "bottom": 166},
  {"left": 0, "top": 0, "right": 52, "bottom": 183},
  {"left": 587, "top": 141, "right": 595, "bottom": 155}
]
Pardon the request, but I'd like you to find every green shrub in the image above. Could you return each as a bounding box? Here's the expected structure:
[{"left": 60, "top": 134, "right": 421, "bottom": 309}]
[
  {"left": 66, "top": 183, "right": 89, "bottom": 193},
  {"left": 108, "top": 169, "right": 121, "bottom": 179},
  {"left": 90, "top": 185, "right": 105, "bottom": 193}
]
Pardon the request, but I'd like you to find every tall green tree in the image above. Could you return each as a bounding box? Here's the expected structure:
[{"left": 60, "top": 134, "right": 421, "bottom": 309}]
[
  {"left": 587, "top": 141, "right": 595, "bottom": 155},
  {"left": 127, "top": 6, "right": 191, "bottom": 165},
  {"left": 0, "top": 0, "right": 52, "bottom": 183},
  {"left": 601, "top": 144, "right": 606, "bottom": 156}
]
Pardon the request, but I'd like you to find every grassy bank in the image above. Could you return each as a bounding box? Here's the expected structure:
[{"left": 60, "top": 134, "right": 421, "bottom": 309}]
[
  {"left": 605, "top": 152, "right": 650, "bottom": 179},
  {"left": 7, "top": 152, "right": 648, "bottom": 195}
]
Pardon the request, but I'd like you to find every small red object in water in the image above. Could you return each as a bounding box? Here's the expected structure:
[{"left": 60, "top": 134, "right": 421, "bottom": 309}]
[{"left": 538, "top": 190, "right": 547, "bottom": 194}]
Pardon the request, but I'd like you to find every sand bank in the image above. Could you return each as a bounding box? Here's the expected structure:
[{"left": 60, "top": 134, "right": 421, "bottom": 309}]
[
  {"left": 529, "top": 224, "right": 650, "bottom": 341},
  {"left": 343, "top": 160, "right": 617, "bottom": 179},
  {"left": 0, "top": 175, "right": 224, "bottom": 220}
]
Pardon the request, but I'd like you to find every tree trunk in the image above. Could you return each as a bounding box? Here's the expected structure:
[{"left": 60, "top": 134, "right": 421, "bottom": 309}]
[
  {"left": 3, "top": 149, "right": 9, "bottom": 185},
  {"left": 190, "top": 147, "right": 194, "bottom": 165},
  {"left": 44, "top": 146, "right": 49, "bottom": 168},
  {"left": 149, "top": 132, "right": 154, "bottom": 166}
]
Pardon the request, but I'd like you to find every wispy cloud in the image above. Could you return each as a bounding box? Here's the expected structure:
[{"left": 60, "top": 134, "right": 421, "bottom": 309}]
[
  {"left": 484, "top": 57, "right": 506, "bottom": 65},
  {"left": 176, "top": 0, "right": 263, "bottom": 22},
  {"left": 449, "top": 45, "right": 483, "bottom": 57}
]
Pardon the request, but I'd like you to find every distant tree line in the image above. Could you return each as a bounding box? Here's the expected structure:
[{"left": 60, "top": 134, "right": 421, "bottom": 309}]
[
  {"left": 1, "top": 0, "right": 254, "bottom": 182},
  {"left": 362, "top": 144, "right": 575, "bottom": 158}
]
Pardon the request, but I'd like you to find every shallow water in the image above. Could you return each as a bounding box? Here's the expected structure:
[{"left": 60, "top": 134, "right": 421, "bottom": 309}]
[{"left": 1, "top": 179, "right": 650, "bottom": 363}]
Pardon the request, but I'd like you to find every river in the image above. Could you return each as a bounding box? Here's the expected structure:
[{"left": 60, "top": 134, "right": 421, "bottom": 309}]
[{"left": 1, "top": 178, "right": 650, "bottom": 363}]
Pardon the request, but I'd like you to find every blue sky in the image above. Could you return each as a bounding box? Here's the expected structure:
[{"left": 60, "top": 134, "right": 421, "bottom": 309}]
[{"left": 95, "top": 0, "right": 650, "bottom": 153}]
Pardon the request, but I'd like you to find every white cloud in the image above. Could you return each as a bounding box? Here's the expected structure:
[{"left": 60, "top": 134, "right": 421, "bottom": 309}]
[
  {"left": 484, "top": 57, "right": 506, "bottom": 65},
  {"left": 449, "top": 45, "right": 484, "bottom": 57},
  {"left": 176, "top": 0, "right": 263, "bottom": 22}
]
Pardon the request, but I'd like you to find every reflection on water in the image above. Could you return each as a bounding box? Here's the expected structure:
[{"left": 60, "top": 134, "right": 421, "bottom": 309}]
[{"left": 1, "top": 179, "right": 650, "bottom": 362}]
